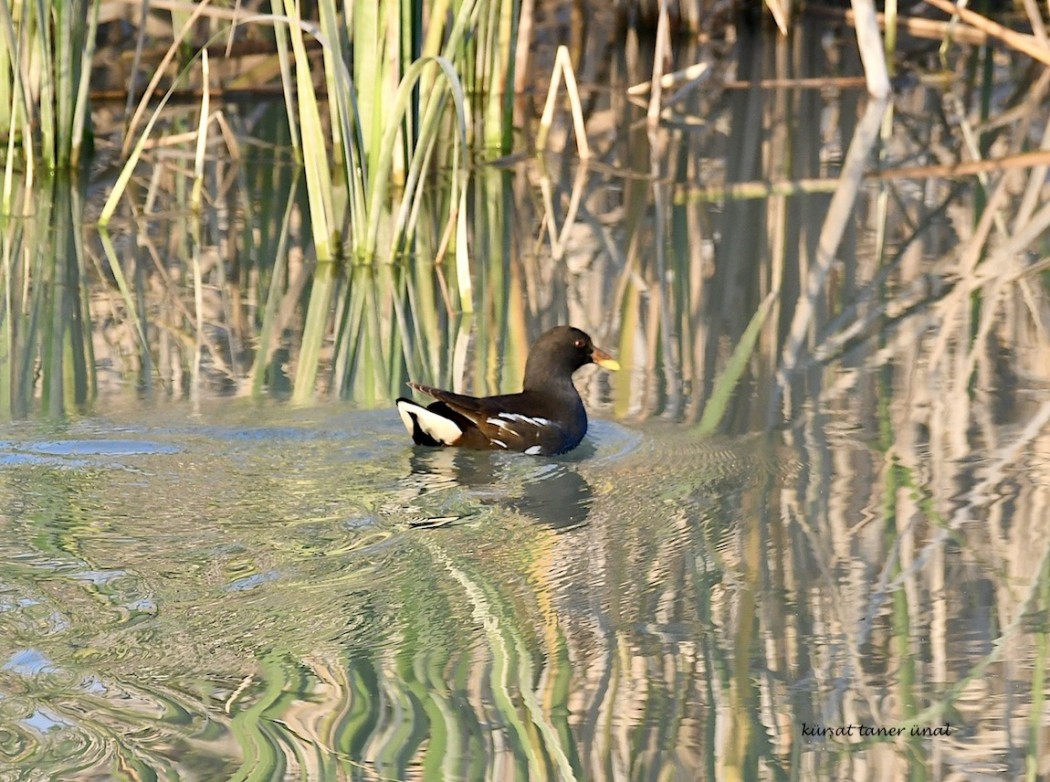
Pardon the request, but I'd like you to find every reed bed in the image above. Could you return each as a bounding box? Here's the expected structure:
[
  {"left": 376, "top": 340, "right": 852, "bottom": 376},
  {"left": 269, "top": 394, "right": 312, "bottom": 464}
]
[
  {"left": 2, "top": 0, "right": 1043, "bottom": 411},
  {"left": 1, "top": 2, "right": 1046, "bottom": 434}
]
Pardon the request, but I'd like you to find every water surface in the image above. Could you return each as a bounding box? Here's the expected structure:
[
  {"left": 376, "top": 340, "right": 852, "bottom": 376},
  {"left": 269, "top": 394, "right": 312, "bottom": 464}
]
[{"left": 2, "top": 395, "right": 1046, "bottom": 779}]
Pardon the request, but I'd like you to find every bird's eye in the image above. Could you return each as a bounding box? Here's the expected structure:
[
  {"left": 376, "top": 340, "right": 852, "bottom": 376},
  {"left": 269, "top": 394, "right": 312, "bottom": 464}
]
[{"left": 574, "top": 338, "right": 586, "bottom": 349}]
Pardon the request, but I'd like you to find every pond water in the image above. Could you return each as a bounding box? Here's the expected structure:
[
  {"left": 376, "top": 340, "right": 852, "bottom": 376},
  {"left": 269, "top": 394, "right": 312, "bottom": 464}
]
[
  {"left": 3, "top": 390, "right": 1047, "bottom": 780},
  {"left": 0, "top": 402, "right": 772, "bottom": 780},
  {"left": 3, "top": 11, "right": 1050, "bottom": 782}
]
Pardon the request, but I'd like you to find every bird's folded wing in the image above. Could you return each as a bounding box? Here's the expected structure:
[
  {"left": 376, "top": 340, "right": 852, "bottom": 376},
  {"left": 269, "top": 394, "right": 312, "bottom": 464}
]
[{"left": 409, "top": 383, "right": 562, "bottom": 453}]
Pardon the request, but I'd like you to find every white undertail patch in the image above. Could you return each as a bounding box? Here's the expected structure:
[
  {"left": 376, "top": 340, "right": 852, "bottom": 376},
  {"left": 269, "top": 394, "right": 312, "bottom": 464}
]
[
  {"left": 524, "top": 445, "right": 544, "bottom": 455},
  {"left": 397, "top": 399, "right": 463, "bottom": 445}
]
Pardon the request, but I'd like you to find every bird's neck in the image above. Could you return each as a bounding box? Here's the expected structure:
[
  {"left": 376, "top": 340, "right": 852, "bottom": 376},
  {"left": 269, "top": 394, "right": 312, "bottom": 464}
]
[{"left": 522, "top": 372, "right": 579, "bottom": 398}]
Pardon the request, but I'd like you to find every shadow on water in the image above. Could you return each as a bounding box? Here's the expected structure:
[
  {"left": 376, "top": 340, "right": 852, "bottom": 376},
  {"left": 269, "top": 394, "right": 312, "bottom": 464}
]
[{"left": 2, "top": 10, "right": 1050, "bottom": 782}]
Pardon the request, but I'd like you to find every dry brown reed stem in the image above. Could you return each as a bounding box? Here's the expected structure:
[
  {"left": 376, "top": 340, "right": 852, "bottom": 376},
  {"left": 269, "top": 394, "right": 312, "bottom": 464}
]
[
  {"left": 922, "top": 71, "right": 1050, "bottom": 396},
  {"left": 808, "top": 4, "right": 989, "bottom": 45},
  {"left": 1020, "top": 0, "right": 1049, "bottom": 46},
  {"left": 779, "top": 97, "right": 889, "bottom": 377},
  {"left": 106, "top": 0, "right": 256, "bottom": 23},
  {"left": 627, "top": 62, "right": 711, "bottom": 97},
  {"left": 91, "top": 87, "right": 294, "bottom": 104},
  {"left": 536, "top": 46, "right": 590, "bottom": 159},
  {"left": 646, "top": 0, "right": 672, "bottom": 130},
  {"left": 722, "top": 76, "right": 868, "bottom": 90},
  {"left": 926, "top": 182, "right": 1013, "bottom": 390},
  {"left": 870, "top": 149, "right": 1050, "bottom": 181},
  {"left": 513, "top": 0, "right": 534, "bottom": 97},
  {"left": 119, "top": 0, "right": 217, "bottom": 157},
  {"left": 764, "top": 0, "right": 790, "bottom": 35},
  {"left": 680, "top": 148, "right": 1050, "bottom": 201},
  {"left": 923, "top": 0, "right": 1050, "bottom": 67},
  {"left": 851, "top": 0, "right": 891, "bottom": 98},
  {"left": 537, "top": 163, "right": 588, "bottom": 262},
  {"left": 1013, "top": 70, "right": 1050, "bottom": 229},
  {"left": 940, "top": 200, "right": 1050, "bottom": 420}
]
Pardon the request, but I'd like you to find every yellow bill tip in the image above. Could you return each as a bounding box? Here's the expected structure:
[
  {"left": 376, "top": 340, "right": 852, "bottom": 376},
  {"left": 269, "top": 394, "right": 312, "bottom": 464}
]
[{"left": 592, "top": 346, "right": 620, "bottom": 372}]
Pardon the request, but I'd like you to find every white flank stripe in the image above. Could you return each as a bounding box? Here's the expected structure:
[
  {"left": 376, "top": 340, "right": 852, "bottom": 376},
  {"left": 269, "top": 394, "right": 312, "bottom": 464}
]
[
  {"left": 488, "top": 413, "right": 552, "bottom": 429},
  {"left": 524, "top": 445, "right": 544, "bottom": 455},
  {"left": 492, "top": 439, "right": 507, "bottom": 448}
]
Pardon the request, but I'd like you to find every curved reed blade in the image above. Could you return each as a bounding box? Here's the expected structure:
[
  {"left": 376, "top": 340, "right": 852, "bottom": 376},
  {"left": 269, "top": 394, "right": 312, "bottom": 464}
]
[{"left": 696, "top": 291, "right": 778, "bottom": 437}]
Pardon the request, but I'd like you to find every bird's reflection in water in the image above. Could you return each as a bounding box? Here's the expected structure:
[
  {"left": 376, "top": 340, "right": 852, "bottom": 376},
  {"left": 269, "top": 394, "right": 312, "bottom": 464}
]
[{"left": 405, "top": 446, "right": 594, "bottom": 530}]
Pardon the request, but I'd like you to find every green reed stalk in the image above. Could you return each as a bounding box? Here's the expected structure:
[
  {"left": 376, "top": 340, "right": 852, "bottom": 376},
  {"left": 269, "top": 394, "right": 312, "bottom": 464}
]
[
  {"left": 359, "top": 281, "right": 383, "bottom": 406},
  {"left": 282, "top": 0, "right": 337, "bottom": 260},
  {"left": 250, "top": 172, "right": 299, "bottom": 397},
  {"left": 0, "top": 0, "right": 97, "bottom": 170},
  {"left": 696, "top": 291, "right": 777, "bottom": 436},
  {"left": 477, "top": 0, "right": 517, "bottom": 153},
  {"left": 0, "top": 220, "right": 11, "bottom": 417},
  {"left": 269, "top": 3, "right": 300, "bottom": 155},
  {"left": 95, "top": 0, "right": 509, "bottom": 399},
  {"left": 0, "top": 1, "right": 33, "bottom": 208},
  {"left": 52, "top": 182, "right": 91, "bottom": 413},
  {"left": 293, "top": 260, "right": 337, "bottom": 404},
  {"left": 282, "top": 0, "right": 346, "bottom": 402},
  {"left": 69, "top": 186, "right": 94, "bottom": 402},
  {"left": 0, "top": 85, "right": 27, "bottom": 215},
  {"left": 0, "top": 176, "right": 92, "bottom": 417},
  {"left": 69, "top": 1, "right": 99, "bottom": 168},
  {"left": 404, "top": 254, "right": 442, "bottom": 385},
  {"left": 0, "top": 1, "right": 12, "bottom": 130},
  {"left": 260, "top": 0, "right": 505, "bottom": 398},
  {"left": 352, "top": 1, "right": 384, "bottom": 182},
  {"left": 42, "top": 250, "right": 63, "bottom": 416},
  {"left": 317, "top": 1, "right": 349, "bottom": 205},
  {"left": 32, "top": 0, "right": 56, "bottom": 168},
  {"left": 381, "top": 273, "right": 410, "bottom": 396},
  {"left": 52, "top": 2, "right": 74, "bottom": 169},
  {"left": 330, "top": 268, "right": 360, "bottom": 394},
  {"left": 372, "top": 56, "right": 472, "bottom": 310},
  {"left": 97, "top": 229, "right": 149, "bottom": 360},
  {"left": 466, "top": 168, "right": 510, "bottom": 393}
]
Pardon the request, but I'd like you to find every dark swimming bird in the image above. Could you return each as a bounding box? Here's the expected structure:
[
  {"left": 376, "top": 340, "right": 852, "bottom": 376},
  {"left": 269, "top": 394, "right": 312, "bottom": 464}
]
[{"left": 396, "top": 326, "right": 620, "bottom": 456}]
